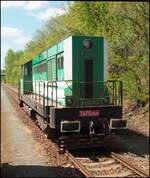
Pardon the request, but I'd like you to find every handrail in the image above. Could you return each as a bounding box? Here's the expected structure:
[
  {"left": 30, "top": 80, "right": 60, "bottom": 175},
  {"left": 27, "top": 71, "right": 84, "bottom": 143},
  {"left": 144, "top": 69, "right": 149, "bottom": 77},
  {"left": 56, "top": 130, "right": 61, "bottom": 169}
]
[{"left": 23, "top": 80, "right": 123, "bottom": 107}]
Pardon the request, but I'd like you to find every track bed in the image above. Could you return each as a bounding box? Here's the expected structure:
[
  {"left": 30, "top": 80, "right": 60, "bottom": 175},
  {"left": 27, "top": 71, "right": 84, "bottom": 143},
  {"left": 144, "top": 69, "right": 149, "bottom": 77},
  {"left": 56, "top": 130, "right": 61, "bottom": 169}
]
[{"left": 66, "top": 148, "right": 148, "bottom": 177}]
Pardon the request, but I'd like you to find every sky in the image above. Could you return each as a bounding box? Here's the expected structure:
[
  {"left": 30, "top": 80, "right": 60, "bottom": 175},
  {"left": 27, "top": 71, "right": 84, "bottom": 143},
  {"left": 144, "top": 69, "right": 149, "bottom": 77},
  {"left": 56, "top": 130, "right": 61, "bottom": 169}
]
[{"left": 1, "top": 1, "right": 71, "bottom": 69}]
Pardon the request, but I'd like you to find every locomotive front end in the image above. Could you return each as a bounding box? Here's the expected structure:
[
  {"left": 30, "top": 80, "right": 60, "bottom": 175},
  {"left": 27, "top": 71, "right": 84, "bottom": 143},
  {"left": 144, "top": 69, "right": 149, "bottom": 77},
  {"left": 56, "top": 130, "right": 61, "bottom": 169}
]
[{"left": 50, "top": 36, "right": 127, "bottom": 137}]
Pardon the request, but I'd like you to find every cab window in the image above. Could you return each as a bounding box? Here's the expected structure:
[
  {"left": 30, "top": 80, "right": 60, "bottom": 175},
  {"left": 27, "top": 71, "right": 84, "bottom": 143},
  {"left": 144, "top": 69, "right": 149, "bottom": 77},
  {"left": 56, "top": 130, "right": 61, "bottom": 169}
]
[{"left": 57, "top": 55, "right": 64, "bottom": 70}]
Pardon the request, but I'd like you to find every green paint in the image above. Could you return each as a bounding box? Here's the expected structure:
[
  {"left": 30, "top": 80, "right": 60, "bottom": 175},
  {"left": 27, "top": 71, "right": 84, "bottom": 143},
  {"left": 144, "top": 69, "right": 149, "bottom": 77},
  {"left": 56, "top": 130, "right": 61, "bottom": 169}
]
[
  {"left": 47, "top": 60, "right": 52, "bottom": 80},
  {"left": 32, "top": 55, "right": 41, "bottom": 65},
  {"left": 32, "top": 61, "right": 48, "bottom": 81},
  {"left": 23, "top": 61, "right": 33, "bottom": 92},
  {"left": 52, "top": 58, "right": 56, "bottom": 81},
  {"left": 57, "top": 41, "right": 64, "bottom": 53},
  {"left": 48, "top": 45, "right": 57, "bottom": 57},
  {"left": 64, "top": 86, "right": 72, "bottom": 96},
  {"left": 72, "top": 36, "right": 105, "bottom": 106},
  {"left": 40, "top": 50, "right": 48, "bottom": 60},
  {"left": 57, "top": 69, "right": 64, "bottom": 80}
]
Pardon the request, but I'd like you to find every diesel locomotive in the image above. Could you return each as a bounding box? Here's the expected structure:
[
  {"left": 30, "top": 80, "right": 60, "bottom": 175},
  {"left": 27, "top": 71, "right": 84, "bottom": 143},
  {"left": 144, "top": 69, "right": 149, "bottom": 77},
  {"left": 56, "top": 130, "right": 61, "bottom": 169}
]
[{"left": 19, "top": 35, "right": 127, "bottom": 148}]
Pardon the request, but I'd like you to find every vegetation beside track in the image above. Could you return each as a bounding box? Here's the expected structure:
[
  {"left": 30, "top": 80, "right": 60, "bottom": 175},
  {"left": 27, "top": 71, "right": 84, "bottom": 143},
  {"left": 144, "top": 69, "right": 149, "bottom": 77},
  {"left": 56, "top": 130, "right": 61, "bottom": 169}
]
[{"left": 4, "top": 2, "right": 149, "bottom": 109}]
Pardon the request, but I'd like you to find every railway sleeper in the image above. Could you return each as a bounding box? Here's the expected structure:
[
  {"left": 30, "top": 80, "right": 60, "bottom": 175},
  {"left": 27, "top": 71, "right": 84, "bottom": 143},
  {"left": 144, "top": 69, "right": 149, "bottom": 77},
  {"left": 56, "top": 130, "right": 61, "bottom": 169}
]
[
  {"left": 82, "top": 159, "right": 115, "bottom": 166},
  {"left": 93, "top": 171, "right": 132, "bottom": 177},
  {"left": 88, "top": 164, "right": 122, "bottom": 172}
]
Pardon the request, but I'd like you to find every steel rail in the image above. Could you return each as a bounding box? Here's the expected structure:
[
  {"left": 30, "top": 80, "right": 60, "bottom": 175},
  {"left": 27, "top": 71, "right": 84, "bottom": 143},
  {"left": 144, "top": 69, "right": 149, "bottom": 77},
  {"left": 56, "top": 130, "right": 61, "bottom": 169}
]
[
  {"left": 65, "top": 149, "right": 149, "bottom": 178},
  {"left": 111, "top": 152, "right": 149, "bottom": 177},
  {"left": 65, "top": 150, "right": 92, "bottom": 178},
  {"left": 3, "top": 84, "right": 18, "bottom": 94}
]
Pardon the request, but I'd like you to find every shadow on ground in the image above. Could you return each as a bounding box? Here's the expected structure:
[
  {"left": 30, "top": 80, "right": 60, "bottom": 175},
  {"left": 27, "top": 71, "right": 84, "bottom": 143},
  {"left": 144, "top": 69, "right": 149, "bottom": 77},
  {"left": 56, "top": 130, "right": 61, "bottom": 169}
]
[
  {"left": 70, "top": 128, "right": 149, "bottom": 159},
  {"left": 111, "top": 128, "right": 149, "bottom": 157},
  {"left": 1, "top": 163, "right": 83, "bottom": 178}
]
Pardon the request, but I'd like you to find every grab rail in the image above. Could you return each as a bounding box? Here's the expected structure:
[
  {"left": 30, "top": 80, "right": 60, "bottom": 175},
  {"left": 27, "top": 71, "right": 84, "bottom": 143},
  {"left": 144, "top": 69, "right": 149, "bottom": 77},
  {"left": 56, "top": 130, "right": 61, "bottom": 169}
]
[{"left": 22, "top": 80, "right": 123, "bottom": 108}]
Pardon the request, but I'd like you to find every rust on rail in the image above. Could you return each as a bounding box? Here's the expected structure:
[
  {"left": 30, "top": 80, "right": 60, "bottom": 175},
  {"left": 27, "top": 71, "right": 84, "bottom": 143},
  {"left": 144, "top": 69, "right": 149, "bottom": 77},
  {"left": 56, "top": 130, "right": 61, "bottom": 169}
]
[
  {"left": 111, "top": 152, "right": 149, "bottom": 177},
  {"left": 65, "top": 150, "right": 92, "bottom": 178}
]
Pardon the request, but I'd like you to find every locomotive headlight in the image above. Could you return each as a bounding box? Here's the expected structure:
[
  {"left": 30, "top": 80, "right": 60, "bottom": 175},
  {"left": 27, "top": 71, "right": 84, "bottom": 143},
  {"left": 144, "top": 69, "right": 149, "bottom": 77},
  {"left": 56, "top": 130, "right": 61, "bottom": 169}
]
[{"left": 83, "top": 39, "right": 93, "bottom": 49}]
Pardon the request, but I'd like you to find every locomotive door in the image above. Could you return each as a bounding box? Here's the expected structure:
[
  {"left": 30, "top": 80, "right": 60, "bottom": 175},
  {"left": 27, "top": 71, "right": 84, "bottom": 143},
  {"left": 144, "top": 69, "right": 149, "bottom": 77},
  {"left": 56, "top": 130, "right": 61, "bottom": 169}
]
[{"left": 84, "top": 60, "right": 93, "bottom": 98}]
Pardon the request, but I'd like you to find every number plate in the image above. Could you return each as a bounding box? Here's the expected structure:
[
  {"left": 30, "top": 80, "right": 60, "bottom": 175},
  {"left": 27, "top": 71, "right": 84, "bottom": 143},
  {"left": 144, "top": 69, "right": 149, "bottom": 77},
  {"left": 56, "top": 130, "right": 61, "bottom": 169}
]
[{"left": 79, "top": 110, "right": 100, "bottom": 117}]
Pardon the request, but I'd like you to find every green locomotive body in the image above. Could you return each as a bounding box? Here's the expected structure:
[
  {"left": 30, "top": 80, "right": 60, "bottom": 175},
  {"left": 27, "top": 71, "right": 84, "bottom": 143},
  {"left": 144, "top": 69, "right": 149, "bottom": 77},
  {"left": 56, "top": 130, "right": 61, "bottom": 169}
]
[{"left": 19, "top": 35, "right": 126, "bottom": 147}]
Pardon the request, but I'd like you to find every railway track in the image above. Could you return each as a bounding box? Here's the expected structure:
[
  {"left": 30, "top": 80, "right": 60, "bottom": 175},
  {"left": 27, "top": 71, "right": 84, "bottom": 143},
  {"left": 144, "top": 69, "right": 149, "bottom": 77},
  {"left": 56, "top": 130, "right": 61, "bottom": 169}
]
[
  {"left": 3, "top": 84, "right": 149, "bottom": 177},
  {"left": 65, "top": 149, "right": 148, "bottom": 177},
  {"left": 3, "top": 84, "right": 19, "bottom": 100}
]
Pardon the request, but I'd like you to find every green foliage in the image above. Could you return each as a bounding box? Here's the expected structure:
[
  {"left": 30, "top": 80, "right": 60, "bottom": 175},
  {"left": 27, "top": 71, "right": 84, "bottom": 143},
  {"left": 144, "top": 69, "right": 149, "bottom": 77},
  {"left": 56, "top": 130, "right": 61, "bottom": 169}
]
[
  {"left": 5, "top": 49, "right": 24, "bottom": 86},
  {"left": 4, "top": 2, "right": 149, "bottom": 106},
  {"left": 107, "top": 2, "right": 149, "bottom": 106}
]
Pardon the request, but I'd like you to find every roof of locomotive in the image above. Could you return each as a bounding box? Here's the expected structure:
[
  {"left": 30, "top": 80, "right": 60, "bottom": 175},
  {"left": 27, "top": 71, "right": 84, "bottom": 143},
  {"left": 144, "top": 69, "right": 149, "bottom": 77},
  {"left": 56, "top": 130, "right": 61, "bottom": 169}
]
[{"left": 22, "top": 35, "right": 104, "bottom": 66}]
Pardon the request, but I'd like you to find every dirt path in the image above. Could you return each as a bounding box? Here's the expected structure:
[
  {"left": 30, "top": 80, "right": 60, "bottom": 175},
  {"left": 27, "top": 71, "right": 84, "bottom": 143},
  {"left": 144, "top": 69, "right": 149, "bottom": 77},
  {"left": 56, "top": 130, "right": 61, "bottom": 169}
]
[{"left": 1, "top": 86, "right": 59, "bottom": 177}]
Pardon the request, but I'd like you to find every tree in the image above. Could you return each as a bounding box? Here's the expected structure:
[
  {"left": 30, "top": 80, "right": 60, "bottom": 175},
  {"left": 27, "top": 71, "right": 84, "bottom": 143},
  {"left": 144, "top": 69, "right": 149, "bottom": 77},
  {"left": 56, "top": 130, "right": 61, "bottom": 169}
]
[
  {"left": 107, "top": 2, "right": 149, "bottom": 106},
  {"left": 4, "top": 2, "right": 149, "bottom": 107},
  {"left": 5, "top": 49, "right": 24, "bottom": 85}
]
